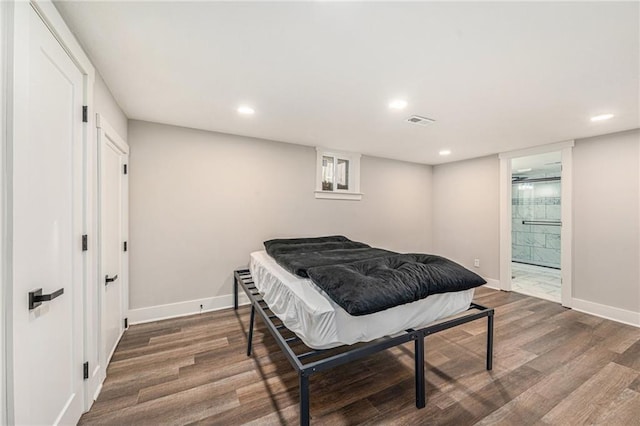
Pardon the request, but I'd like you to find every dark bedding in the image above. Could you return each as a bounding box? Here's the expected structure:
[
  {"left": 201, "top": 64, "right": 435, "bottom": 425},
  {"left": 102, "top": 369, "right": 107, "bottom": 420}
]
[
  {"left": 307, "top": 253, "right": 486, "bottom": 315},
  {"left": 264, "top": 236, "right": 486, "bottom": 316},
  {"left": 264, "top": 236, "right": 395, "bottom": 277}
]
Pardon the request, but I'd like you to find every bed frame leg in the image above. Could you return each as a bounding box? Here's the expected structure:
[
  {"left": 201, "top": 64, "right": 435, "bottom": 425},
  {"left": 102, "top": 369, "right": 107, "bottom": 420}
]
[
  {"left": 414, "top": 337, "right": 426, "bottom": 408},
  {"left": 233, "top": 275, "right": 239, "bottom": 310},
  {"left": 247, "top": 305, "right": 255, "bottom": 356},
  {"left": 486, "top": 312, "right": 494, "bottom": 371},
  {"left": 299, "top": 373, "right": 310, "bottom": 426}
]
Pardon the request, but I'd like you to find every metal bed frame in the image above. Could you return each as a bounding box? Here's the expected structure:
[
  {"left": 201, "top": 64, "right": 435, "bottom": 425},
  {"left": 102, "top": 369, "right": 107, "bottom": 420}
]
[{"left": 233, "top": 268, "right": 494, "bottom": 426}]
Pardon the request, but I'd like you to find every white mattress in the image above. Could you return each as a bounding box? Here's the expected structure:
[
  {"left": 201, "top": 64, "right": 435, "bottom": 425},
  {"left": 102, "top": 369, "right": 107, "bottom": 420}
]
[{"left": 249, "top": 250, "right": 474, "bottom": 349}]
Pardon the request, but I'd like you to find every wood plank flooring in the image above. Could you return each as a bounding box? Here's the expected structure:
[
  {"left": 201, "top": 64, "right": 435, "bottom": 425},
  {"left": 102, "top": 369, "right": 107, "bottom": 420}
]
[{"left": 79, "top": 287, "right": 640, "bottom": 425}]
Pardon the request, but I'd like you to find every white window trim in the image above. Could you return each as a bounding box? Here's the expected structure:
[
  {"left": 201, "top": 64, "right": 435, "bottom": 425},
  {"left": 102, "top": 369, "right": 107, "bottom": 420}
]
[{"left": 315, "top": 147, "right": 363, "bottom": 200}]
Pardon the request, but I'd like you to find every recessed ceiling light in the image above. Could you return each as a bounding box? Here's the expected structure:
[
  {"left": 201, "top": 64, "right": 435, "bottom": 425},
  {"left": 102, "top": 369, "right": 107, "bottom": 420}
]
[
  {"left": 517, "top": 168, "right": 532, "bottom": 173},
  {"left": 590, "top": 113, "right": 614, "bottom": 122},
  {"left": 439, "top": 149, "right": 451, "bottom": 156},
  {"left": 388, "top": 99, "right": 408, "bottom": 110},
  {"left": 237, "top": 106, "right": 255, "bottom": 115}
]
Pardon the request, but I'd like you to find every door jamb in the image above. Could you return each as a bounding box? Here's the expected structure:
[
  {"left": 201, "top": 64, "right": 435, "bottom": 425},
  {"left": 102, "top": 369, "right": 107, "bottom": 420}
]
[
  {"left": 498, "top": 140, "right": 574, "bottom": 307},
  {"left": 1, "top": 1, "right": 12, "bottom": 423}
]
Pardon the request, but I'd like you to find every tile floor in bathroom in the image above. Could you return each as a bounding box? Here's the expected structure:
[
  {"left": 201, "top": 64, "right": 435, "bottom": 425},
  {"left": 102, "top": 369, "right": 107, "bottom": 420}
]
[{"left": 511, "top": 262, "right": 561, "bottom": 303}]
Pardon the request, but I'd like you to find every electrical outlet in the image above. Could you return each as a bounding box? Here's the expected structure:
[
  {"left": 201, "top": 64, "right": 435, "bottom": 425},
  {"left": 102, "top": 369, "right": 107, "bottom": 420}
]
[{"left": 474, "top": 259, "right": 480, "bottom": 268}]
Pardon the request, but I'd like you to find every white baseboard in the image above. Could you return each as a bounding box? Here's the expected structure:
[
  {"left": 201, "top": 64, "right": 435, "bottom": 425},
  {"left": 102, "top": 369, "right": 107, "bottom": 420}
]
[
  {"left": 128, "top": 277, "right": 503, "bottom": 325},
  {"left": 570, "top": 298, "right": 640, "bottom": 328},
  {"left": 92, "top": 382, "right": 103, "bottom": 403},
  {"left": 482, "top": 277, "right": 501, "bottom": 291},
  {"left": 128, "top": 280, "right": 639, "bottom": 330},
  {"left": 128, "top": 293, "right": 250, "bottom": 325},
  {"left": 106, "top": 329, "right": 125, "bottom": 364},
  {"left": 480, "top": 277, "right": 639, "bottom": 327}
]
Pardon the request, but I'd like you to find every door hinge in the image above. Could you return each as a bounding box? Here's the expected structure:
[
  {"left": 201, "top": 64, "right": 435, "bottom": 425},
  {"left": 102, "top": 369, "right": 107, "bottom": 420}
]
[
  {"left": 124, "top": 318, "right": 128, "bottom": 329},
  {"left": 123, "top": 241, "right": 128, "bottom": 252},
  {"left": 83, "top": 362, "right": 89, "bottom": 380},
  {"left": 123, "top": 164, "right": 128, "bottom": 175},
  {"left": 82, "top": 235, "right": 88, "bottom": 251},
  {"left": 82, "top": 106, "right": 88, "bottom": 123}
]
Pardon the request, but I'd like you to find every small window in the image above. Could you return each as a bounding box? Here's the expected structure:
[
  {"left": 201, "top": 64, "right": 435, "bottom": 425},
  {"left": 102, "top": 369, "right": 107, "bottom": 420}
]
[
  {"left": 322, "top": 155, "right": 334, "bottom": 191},
  {"left": 315, "top": 148, "right": 362, "bottom": 200},
  {"left": 336, "top": 159, "right": 349, "bottom": 190}
]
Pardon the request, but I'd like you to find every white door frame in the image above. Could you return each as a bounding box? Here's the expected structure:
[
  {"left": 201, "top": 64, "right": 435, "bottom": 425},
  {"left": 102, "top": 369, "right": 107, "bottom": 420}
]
[
  {"left": 1, "top": 1, "right": 10, "bottom": 423},
  {"left": 2, "top": 0, "right": 97, "bottom": 420},
  {"left": 499, "top": 140, "right": 574, "bottom": 307},
  {"left": 95, "top": 113, "right": 129, "bottom": 390}
]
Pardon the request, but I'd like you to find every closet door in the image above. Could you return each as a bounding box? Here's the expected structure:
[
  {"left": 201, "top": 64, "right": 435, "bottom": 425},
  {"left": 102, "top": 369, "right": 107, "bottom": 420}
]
[
  {"left": 99, "top": 117, "right": 129, "bottom": 372},
  {"left": 11, "top": 3, "right": 85, "bottom": 424}
]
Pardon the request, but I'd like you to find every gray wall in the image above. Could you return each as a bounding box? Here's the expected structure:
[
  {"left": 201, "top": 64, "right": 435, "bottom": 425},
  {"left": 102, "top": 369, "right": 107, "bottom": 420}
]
[
  {"left": 431, "top": 130, "right": 640, "bottom": 316},
  {"left": 431, "top": 155, "right": 501, "bottom": 281},
  {"left": 127, "top": 120, "right": 433, "bottom": 309},
  {"left": 573, "top": 129, "right": 640, "bottom": 312},
  {"left": 126, "top": 117, "right": 639, "bottom": 317},
  {"left": 94, "top": 72, "right": 127, "bottom": 138},
  {"left": 0, "top": 1, "right": 6, "bottom": 419}
]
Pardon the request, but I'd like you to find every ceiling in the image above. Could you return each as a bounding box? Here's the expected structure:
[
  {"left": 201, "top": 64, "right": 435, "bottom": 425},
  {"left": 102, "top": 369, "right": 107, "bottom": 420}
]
[{"left": 55, "top": 1, "right": 639, "bottom": 165}]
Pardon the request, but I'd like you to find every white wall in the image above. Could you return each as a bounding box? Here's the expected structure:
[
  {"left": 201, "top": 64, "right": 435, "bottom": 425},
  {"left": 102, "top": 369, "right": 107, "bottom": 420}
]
[
  {"left": 432, "top": 155, "right": 500, "bottom": 281},
  {"left": 573, "top": 129, "right": 640, "bottom": 314},
  {"left": 127, "top": 120, "right": 432, "bottom": 312}
]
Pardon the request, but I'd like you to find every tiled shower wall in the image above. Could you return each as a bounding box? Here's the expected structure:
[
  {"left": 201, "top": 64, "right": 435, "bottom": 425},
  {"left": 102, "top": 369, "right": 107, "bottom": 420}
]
[{"left": 512, "top": 180, "right": 561, "bottom": 268}]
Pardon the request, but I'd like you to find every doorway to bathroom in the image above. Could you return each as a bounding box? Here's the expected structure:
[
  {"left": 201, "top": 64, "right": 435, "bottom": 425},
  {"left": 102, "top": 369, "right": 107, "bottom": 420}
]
[
  {"left": 511, "top": 152, "right": 562, "bottom": 302},
  {"left": 499, "top": 141, "right": 573, "bottom": 308}
]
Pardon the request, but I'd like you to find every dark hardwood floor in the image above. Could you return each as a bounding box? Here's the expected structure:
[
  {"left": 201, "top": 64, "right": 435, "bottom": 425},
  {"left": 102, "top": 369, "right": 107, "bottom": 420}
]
[{"left": 79, "top": 287, "right": 640, "bottom": 425}]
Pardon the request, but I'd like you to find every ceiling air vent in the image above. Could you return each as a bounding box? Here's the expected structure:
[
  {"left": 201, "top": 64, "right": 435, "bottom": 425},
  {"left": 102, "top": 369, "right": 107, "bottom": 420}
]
[{"left": 406, "top": 115, "right": 436, "bottom": 126}]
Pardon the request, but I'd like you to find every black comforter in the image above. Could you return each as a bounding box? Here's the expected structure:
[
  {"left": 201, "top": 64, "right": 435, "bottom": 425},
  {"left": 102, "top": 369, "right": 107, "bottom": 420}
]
[
  {"left": 264, "top": 236, "right": 486, "bottom": 316},
  {"left": 265, "top": 236, "right": 394, "bottom": 278}
]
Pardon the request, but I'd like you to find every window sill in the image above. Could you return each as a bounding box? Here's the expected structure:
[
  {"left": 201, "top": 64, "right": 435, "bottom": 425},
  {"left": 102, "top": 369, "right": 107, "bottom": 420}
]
[{"left": 314, "top": 191, "right": 363, "bottom": 201}]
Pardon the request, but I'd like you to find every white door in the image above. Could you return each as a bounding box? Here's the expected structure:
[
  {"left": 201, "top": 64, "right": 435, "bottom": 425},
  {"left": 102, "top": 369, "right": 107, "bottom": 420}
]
[
  {"left": 11, "top": 4, "right": 85, "bottom": 425},
  {"left": 99, "top": 118, "right": 129, "bottom": 370}
]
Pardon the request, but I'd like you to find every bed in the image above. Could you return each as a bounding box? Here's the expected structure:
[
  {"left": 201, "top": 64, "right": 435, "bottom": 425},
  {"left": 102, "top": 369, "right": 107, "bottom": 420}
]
[{"left": 234, "top": 237, "right": 494, "bottom": 425}]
